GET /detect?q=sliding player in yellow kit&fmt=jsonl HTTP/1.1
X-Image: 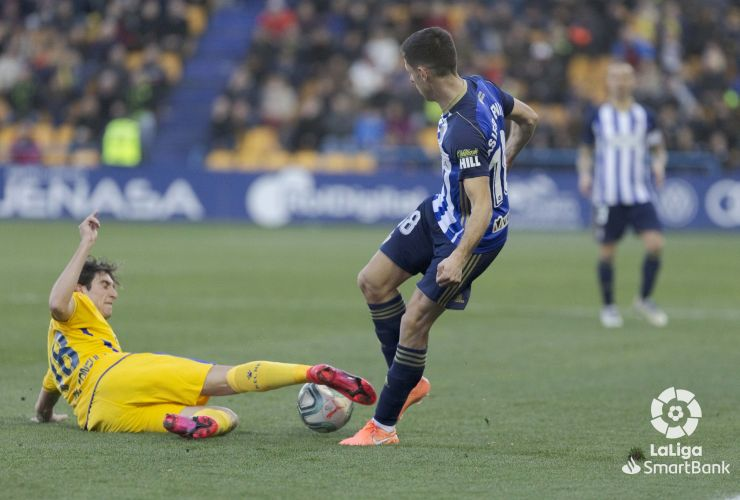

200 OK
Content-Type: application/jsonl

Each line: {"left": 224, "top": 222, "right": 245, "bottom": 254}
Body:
{"left": 33, "top": 212, "right": 376, "bottom": 439}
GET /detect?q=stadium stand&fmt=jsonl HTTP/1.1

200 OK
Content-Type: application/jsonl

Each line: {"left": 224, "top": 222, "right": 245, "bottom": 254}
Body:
{"left": 0, "top": 0, "right": 737, "bottom": 172}
{"left": 206, "top": 0, "right": 738, "bottom": 173}
{"left": 0, "top": 0, "right": 212, "bottom": 167}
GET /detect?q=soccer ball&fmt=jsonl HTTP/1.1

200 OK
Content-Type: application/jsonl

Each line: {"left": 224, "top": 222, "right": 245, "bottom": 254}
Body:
{"left": 297, "top": 383, "right": 354, "bottom": 433}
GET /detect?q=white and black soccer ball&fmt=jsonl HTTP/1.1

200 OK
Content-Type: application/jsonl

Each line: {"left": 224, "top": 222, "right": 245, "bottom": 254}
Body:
{"left": 297, "top": 383, "right": 353, "bottom": 433}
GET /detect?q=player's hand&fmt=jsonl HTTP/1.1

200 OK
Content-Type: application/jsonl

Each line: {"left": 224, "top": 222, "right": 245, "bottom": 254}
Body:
{"left": 79, "top": 211, "right": 100, "bottom": 245}
{"left": 578, "top": 174, "right": 592, "bottom": 197}
{"left": 436, "top": 253, "right": 465, "bottom": 287}
{"left": 31, "top": 413, "right": 68, "bottom": 423}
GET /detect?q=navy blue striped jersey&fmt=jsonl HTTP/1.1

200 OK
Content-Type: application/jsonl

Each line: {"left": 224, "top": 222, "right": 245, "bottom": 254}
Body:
{"left": 432, "top": 75, "right": 514, "bottom": 253}
{"left": 583, "top": 102, "right": 662, "bottom": 206}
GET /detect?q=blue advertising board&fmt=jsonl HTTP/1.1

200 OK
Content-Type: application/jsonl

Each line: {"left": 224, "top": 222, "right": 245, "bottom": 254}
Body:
{"left": 1, "top": 166, "right": 738, "bottom": 230}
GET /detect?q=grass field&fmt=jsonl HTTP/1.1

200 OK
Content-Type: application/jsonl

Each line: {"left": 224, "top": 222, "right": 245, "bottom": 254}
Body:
{"left": 2, "top": 220, "right": 739, "bottom": 499}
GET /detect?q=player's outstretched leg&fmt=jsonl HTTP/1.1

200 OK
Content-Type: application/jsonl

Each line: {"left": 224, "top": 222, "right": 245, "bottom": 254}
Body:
{"left": 307, "top": 364, "right": 377, "bottom": 405}
{"left": 164, "top": 414, "right": 219, "bottom": 439}
{"left": 164, "top": 407, "right": 238, "bottom": 439}
{"left": 213, "top": 361, "right": 376, "bottom": 405}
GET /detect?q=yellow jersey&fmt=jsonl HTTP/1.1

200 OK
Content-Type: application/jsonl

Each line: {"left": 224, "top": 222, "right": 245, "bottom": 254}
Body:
{"left": 42, "top": 292, "right": 126, "bottom": 408}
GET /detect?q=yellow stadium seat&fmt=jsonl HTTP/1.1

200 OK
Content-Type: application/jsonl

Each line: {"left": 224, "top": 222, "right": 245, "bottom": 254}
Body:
{"left": 206, "top": 149, "right": 235, "bottom": 170}
{"left": 43, "top": 147, "right": 68, "bottom": 167}
{"left": 32, "top": 122, "right": 54, "bottom": 147}
{"left": 288, "top": 150, "right": 319, "bottom": 170}
{"left": 417, "top": 126, "right": 439, "bottom": 157}
{"left": 126, "top": 51, "right": 143, "bottom": 71}
{"left": 186, "top": 5, "right": 207, "bottom": 36}
{"left": 238, "top": 126, "right": 280, "bottom": 156}
{"left": 320, "top": 152, "right": 353, "bottom": 173}
{"left": 352, "top": 152, "right": 377, "bottom": 173}
{"left": 160, "top": 52, "right": 183, "bottom": 83}
{"left": 69, "top": 148, "right": 100, "bottom": 169}
{"left": 56, "top": 124, "right": 74, "bottom": 144}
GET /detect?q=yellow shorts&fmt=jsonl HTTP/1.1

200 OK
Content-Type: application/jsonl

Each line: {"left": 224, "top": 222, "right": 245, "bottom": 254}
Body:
{"left": 78, "top": 353, "right": 213, "bottom": 432}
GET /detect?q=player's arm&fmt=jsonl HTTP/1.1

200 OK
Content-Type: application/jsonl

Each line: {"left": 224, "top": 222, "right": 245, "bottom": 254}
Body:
{"left": 49, "top": 212, "right": 100, "bottom": 321}
{"left": 32, "top": 370, "right": 67, "bottom": 423}
{"left": 576, "top": 144, "right": 594, "bottom": 197}
{"left": 436, "top": 176, "right": 492, "bottom": 287}
{"left": 33, "top": 389, "right": 67, "bottom": 423}
{"left": 504, "top": 98, "right": 538, "bottom": 168}
{"left": 649, "top": 135, "right": 667, "bottom": 189}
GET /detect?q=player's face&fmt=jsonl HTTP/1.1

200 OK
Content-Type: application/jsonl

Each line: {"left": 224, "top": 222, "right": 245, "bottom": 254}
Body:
{"left": 81, "top": 272, "right": 118, "bottom": 319}
{"left": 606, "top": 64, "right": 635, "bottom": 99}
{"left": 404, "top": 59, "right": 432, "bottom": 100}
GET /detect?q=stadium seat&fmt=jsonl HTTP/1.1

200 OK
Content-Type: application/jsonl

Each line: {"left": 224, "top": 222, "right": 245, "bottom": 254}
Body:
{"left": 417, "top": 127, "right": 439, "bottom": 157}
{"left": 238, "top": 127, "right": 280, "bottom": 157}
{"left": 160, "top": 52, "right": 183, "bottom": 83}
{"left": 187, "top": 5, "right": 207, "bottom": 36}
{"left": 289, "top": 150, "right": 319, "bottom": 170}
{"left": 69, "top": 148, "right": 100, "bottom": 168}
{"left": 32, "top": 122, "right": 54, "bottom": 148}
{"left": 206, "top": 149, "right": 235, "bottom": 170}
{"left": 353, "top": 152, "right": 377, "bottom": 173}
{"left": 126, "top": 51, "right": 143, "bottom": 71}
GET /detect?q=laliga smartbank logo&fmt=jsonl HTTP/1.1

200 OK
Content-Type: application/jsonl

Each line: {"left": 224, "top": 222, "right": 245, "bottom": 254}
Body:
{"left": 621, "top": 387, "right": 731, "bottom": 476}
{"left": 650, "top": 387, "right": 701, "bottom": 438}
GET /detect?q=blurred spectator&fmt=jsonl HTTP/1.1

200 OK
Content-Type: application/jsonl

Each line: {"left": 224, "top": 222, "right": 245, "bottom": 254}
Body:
{"left": 214, "top": 0, "right": 738, "bottom": 169}
{"left": 0, "top": 0, "right": 209, "bottom": 167}
{"left": 259, "top": 73, "right": 297, "bottom": 127}
{"left": 209, "top": 95, "right": 235, "bottom": 149}
{"left": 68, "top": 126, "right": 100, "bottom": 168}
{"left": 101, "top": 102, "right": 141, "bottom": 167}
{"left": 10, "top": 122, "right": 42, "bottom": 165}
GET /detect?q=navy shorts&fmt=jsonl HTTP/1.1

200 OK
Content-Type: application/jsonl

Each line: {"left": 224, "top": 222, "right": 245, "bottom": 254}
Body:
{"left": 380, "top": 197, "right": 504, "bottom": 310}
{"left": 594, "top": 202, "right": 663, "bottom": 244}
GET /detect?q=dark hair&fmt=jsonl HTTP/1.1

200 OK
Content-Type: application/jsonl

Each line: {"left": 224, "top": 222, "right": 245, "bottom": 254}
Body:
{"left": 78, "top": 257, "right": 119, "bottom": 289}
{"left": 401, "top": 27, "right": 457, "bottom": 76}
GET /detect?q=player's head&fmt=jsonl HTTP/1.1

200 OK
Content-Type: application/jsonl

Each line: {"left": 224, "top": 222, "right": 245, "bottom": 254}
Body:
{"left": 401, "top": 27, "right": 458, "bottom": 100}
{"left": 76, "top": 257, "right": 119, "bottom": 319}
{"left": 606, "top": 61, "right": 635, "bottom": 101}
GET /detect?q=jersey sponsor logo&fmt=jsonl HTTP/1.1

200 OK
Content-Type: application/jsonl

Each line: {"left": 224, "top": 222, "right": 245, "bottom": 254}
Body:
{"left": 492, "top": 213, "right": 509, "bottom": 232}
{"left": 459, "top": 155, "right": 482, "bottom": 170}
{"left": 456, "top": 148, "right": 479, "bottom": 159}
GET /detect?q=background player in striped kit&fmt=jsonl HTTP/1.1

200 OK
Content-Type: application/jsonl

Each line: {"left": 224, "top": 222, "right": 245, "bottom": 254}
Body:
{"left": 577, "top": 62, "right": 669, "bottom": 328}
{"left": 341, "top": 27, "right": 538, "bottom": 446}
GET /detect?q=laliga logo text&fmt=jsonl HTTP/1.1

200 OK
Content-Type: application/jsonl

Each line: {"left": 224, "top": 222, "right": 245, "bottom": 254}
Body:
{"left": 621, "top": 388, "right": 731, "bottom": 476}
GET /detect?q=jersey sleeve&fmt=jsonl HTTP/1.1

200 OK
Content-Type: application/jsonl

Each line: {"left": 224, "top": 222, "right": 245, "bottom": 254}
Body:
{"left": 490, "top": 82, "right": 514, "bottom": 116}
{"left": 42, "top": 369, "right": 59, "bottom": 393}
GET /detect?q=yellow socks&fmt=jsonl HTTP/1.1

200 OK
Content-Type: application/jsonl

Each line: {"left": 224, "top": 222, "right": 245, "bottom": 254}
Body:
{"left": 193, "top": 408, "right": 236, "bottom": 436}
{"left": 226, "top": 361, "right": 310, "bottom": 393}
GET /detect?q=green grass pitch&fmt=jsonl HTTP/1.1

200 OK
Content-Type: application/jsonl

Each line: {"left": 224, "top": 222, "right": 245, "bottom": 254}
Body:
{"left": 2, "top": 220, "right": 738, "bottom": 499}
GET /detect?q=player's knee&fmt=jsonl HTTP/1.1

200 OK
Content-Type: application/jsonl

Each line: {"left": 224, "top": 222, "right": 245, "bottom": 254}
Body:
{"left": 357, "top": 268, "right": 384, "bottom": 302}
{"left": 646, "top": 237, "right": 664, "bottom": 255}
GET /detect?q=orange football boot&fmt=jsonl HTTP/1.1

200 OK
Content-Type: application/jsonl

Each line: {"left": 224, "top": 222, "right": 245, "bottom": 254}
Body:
{"left": 339, "top": 419, "right": 399, "bottom": 446}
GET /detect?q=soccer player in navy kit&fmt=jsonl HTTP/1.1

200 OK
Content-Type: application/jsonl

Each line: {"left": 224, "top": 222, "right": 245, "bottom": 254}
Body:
{"left": 577, "top": 62, "right": 669, "bottom": 328}
{"left": 341, "top": 27, "right": 538, "bottom": 446}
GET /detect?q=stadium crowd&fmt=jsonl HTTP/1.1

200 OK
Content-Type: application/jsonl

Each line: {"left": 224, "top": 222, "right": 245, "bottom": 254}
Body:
{"left": 210, "top": 0, "right": 738, "bottom": 171}
{"left": 0, "top": 0, "right": 737, "bottom": 170}
{"left": 0, "top": 0, "right": 210, "bottom": 166}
